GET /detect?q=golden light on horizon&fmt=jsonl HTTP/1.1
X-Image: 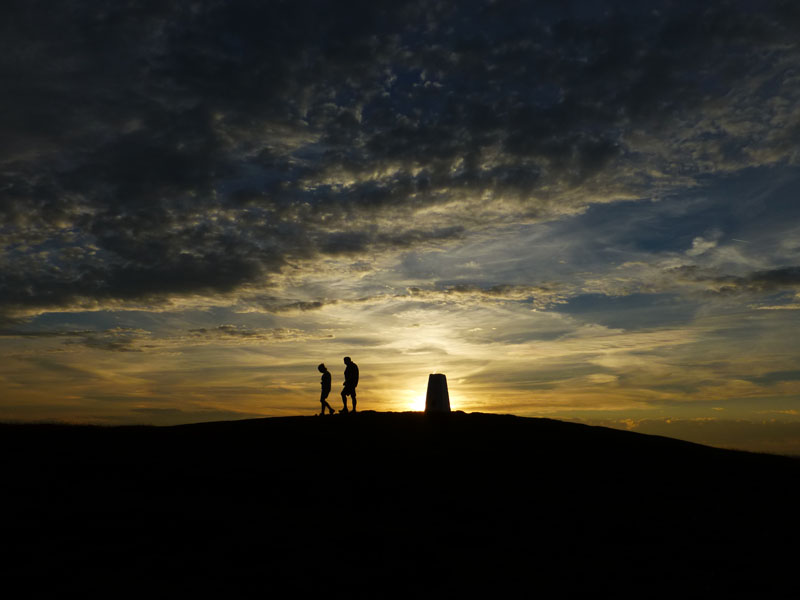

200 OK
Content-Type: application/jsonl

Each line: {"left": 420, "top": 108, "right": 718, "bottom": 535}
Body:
{"left": 404, "top": 391, "right": 426, "bottom": 412}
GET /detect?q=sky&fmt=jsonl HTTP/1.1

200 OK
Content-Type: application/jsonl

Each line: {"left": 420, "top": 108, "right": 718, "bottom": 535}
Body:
{"left": 2, "top": 0, "right": 800, "bottom": 454}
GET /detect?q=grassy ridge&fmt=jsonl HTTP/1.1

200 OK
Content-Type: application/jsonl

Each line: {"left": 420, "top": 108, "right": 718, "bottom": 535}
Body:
{"left": 2, "top": 411, "right": 798, "bottom": 595}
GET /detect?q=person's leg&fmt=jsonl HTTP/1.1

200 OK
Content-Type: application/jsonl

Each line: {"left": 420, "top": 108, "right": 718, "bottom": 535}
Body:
{"left": 321, "top": 393, "right": 334, "bottom": 415}
{"left": 341, "top": 390, "right": 348, "bottom": 412}
{"left": 352, "top": 391, "right": 356, "bottom": 412}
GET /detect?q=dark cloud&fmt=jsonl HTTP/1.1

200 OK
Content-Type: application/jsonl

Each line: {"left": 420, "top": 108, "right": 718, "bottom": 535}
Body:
{"left": 0, "top": 329, "right": 94, "bottom": 339}
{"left": 2, "top": 0, "right": 798, "bottom": 317}
{"left": 671, "top": 265, "right": 800, "bottom": 295}
{"left": 442, "top": 283, "right": 556, "bottom": 298}
{"left": 738, "top": 267, "right": 800, "bottom": 293}
{"left": 188, "top": 324, "right": 332, "bottom": 342}
{"left": 240, "top": 296, "right": 331, "bottom": 313}
{"left": 746, "top": 370, "right": 800, "bottom": 386}
{"left": 404, "top": 283, "right": 565, "bottom": 309}
{"left": 0, "top": 326, "right": 149, "bottom": 352}
{"left": 70, "top": 330, "right": 145, "bottom": 353}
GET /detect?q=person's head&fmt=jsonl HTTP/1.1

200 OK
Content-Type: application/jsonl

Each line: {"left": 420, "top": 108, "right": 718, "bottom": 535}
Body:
{"left": 318, "top": 363, "right": 326, "bottom": 373}
{"left": 344, "top": 356, "right": 351, "bottom": 365}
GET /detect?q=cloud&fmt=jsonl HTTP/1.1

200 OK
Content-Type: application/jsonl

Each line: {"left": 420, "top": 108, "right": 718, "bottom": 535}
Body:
{"left": 188, "top": 325, "right": 332, "bottom": 343}
{"left": 406, "top": 283, "right": 567, "bottom": 309}
{"left": 0, "top": 326, "right": 150, "bottom": 352}
{"left": 670, "top": 265, "right": 800, "bottom": 295}
{"left": 66, "top": 328, "right": 150, "bottom": 352}
{"left": 2, "top": 0, "right": 800, "bottom": 321}
{"left": 686, "top": 235, "right": 719, "bottom": 257}
{"left": 755, "top": 303, "right": 800, "bottom": 310}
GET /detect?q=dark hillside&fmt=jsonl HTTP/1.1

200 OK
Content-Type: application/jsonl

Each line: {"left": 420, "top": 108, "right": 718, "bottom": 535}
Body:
{"left": 2, "top": 412, "right": 797, "bottom": 596}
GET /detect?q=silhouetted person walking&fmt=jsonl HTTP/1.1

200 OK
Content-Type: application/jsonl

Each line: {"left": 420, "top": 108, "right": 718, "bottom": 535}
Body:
{"left": 318, "top": 363, "right": 336, "bottom": 416}
{"left": 340, "top": 356, "right": 359, "bottom": 413}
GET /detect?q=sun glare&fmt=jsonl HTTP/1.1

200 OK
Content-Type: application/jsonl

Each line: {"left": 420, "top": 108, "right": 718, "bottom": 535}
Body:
{"left": 396, "top": 383, "right": 466, "bottom": 413}
{"left": 402, "top": 390, "right": 426, "bottom": 412}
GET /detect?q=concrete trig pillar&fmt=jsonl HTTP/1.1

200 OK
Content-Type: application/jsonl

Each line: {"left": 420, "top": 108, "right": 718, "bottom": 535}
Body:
{"left": 425, "top": 373, "right": 451, "bottom": 413}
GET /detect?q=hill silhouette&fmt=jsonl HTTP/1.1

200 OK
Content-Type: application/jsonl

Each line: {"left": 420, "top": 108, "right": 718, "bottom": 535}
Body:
{"left": 2, "top": 411, "right": 797, "bottom": 596}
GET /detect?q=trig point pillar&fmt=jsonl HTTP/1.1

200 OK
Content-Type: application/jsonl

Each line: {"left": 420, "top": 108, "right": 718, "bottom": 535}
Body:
{"left": 425, "top": 373, "right": 451, "bottom": 413}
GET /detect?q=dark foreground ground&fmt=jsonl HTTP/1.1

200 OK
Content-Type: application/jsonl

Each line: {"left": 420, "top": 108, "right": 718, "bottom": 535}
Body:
{"left": 2, "top": 411, "right": 798, "bottom": 596}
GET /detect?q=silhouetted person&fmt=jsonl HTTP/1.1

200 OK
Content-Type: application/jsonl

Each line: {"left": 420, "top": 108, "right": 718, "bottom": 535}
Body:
{"left": 340, "top": 356, "right": 359, "bottom": 413}
{"left": 317, "top": 363, "right": 336, "bottom": 416}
